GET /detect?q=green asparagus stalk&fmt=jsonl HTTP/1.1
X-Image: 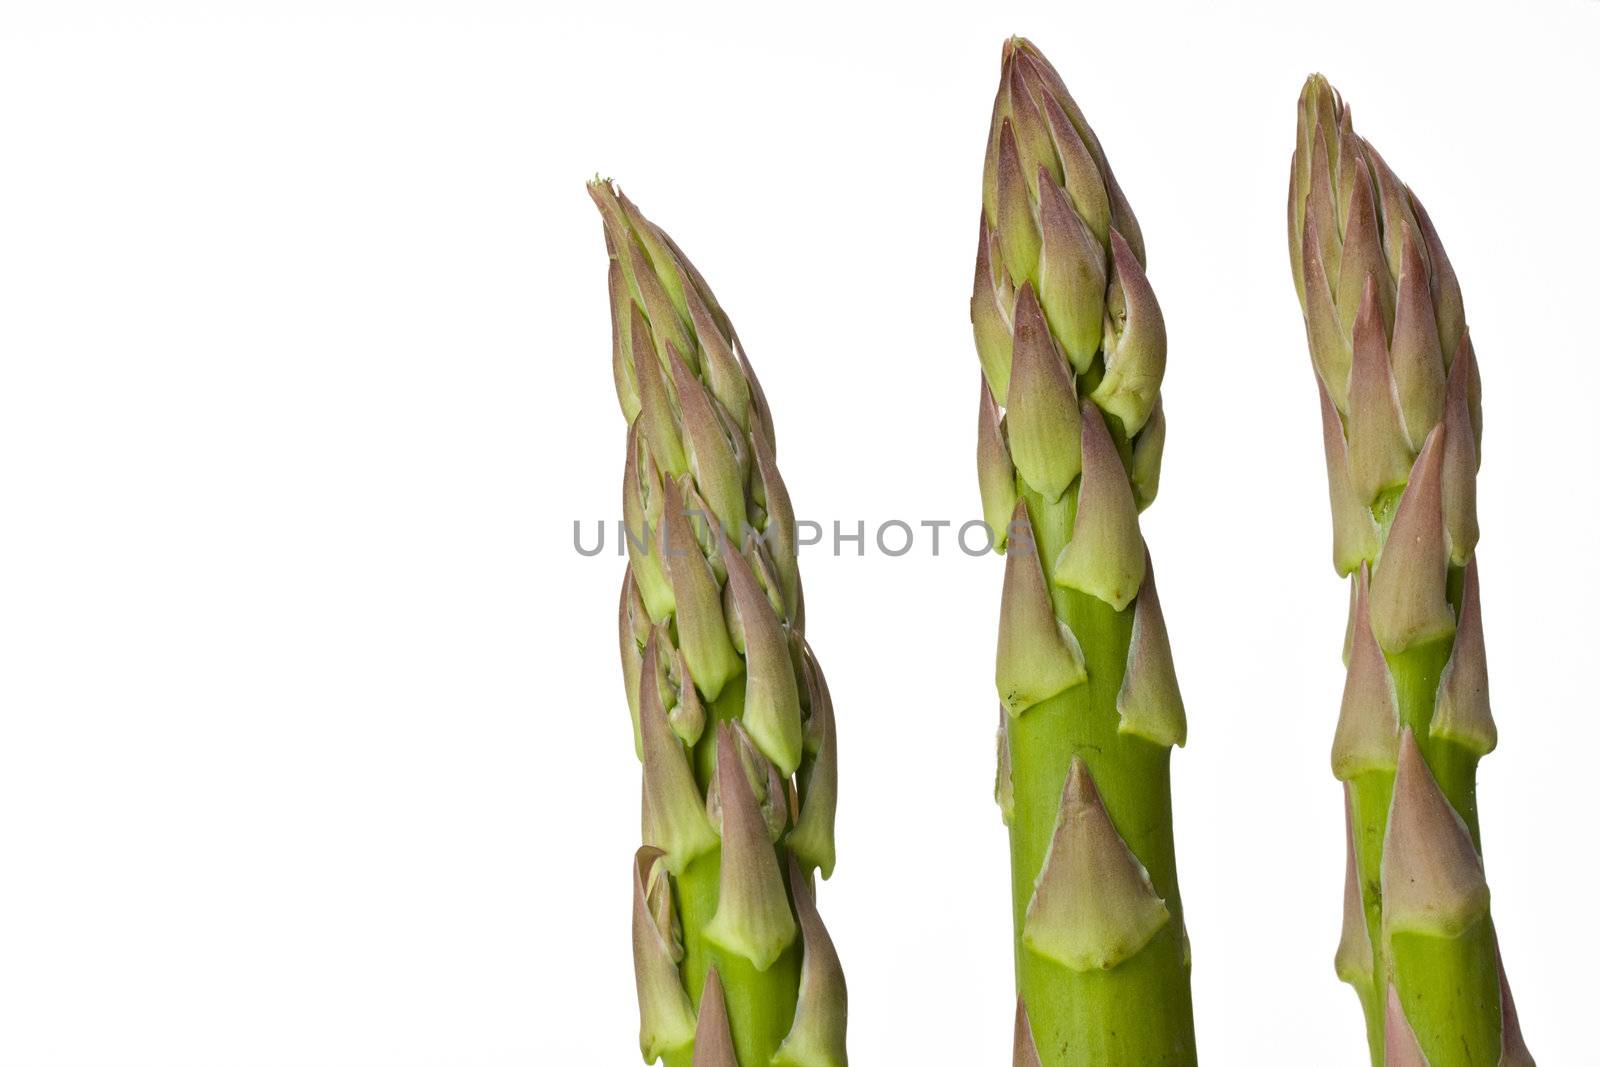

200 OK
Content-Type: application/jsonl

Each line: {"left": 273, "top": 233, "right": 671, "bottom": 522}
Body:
{"left": 970, "top": 38, "right": 1196, "bottom": 1065}
{"left": 1287, "top": 76, "right": 1534, "bottom": 1066}
{"left": 592, "top": 180, "right": 847, "bottom": 1067}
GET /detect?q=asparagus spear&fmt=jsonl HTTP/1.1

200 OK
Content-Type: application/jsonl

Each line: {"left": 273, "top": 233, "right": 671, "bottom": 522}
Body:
{"left": 970, "top": 38, "right": 1197, "bottom": 1065}
{"left": 593, "top": 180, "right": 847, "bottom": 1067}
{"left": 1287, "top": 75, "right": 1534, "bottom": 1066}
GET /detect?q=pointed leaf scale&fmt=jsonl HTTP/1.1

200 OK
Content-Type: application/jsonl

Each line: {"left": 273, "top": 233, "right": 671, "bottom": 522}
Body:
{"left": 1034, "top": 83, "right": 1110, "bottom": 249}
{"left": 668, "top": 344, "right": 746, "bottom": 534}
{"left": 718, "top": 525, "right": 804, "bottom": 777}
{"left": 632, "top": 847, "right": 697, "bottom": 1062}
{"left": 1390, "top": 225, "right": 1446, "bottom": 449}
{"left": 608, "top": 257, "right": 642, "bottom": 422}
{"left": 658, "top": 476, "right": 741, "bottom": 701}
{"left": 1385, "top": 985, "right": 1432, "bottom": 1067}
{"left": 1006, "top": 63, "right": 1061, "bottom": 199}
{"left": 972, "top": 216, "right": 1014, "bottom": 404}
{"left": 996, "top": 120, "right": 1041, "bottom": 286}
{"left": 623, "top": 425, "right": 673, "bottom": 623}
{"left": 1052, "top": 400, "right": 1146, "bottom": 611}
{"left": 1317, "top": 376, "right": 1380, "bottom": 574}
{"left": 621, "top": 571, "right": 645, "bottom": 760}
{"left": 668, "top": 647, "right": 706, "bottom": 748}
{"left": 773, "top": 856, "right": 849, "bottom": 1067}
{"left": 749, "top": 418, "right": 800, "bottom": 615}
{"left": 1005, "top": 284, "right": 1082, "bottom": 503}
{"left": 1035, "top": 165, "right": 1106, "bottom": 374}
{"left": 1116, "top": 550, "right": 1187, "bottom": 747}
{"left": 1014, "top": 999, "right": 1044, "bottom": 1067}
{"left": 1129, "top": 399, "right": 1164, "bottom": 512}
{"left": 625, "top": 237, "right": 694, "bottom": 373}
{"left": 1441, "top": 336, "right": 1480, "bottom": 565}
{"left": 788, "top": 668, "right": 839, "bottom": 880}
{"left": 690, "top": 967, "right": 739, "bottom": 1067}
{"left": 977, "top": 379, "right": 1019, "bottom": 551}
{"left": 679, "top": 268, "right": 751, "bottom": 432}
{"left": 1091, "top": 230, "right": 1166, "bottom": 436}
{"left": 1022, "top": 758, "right": 1170, "bottom": 971}
{"left": 639, "top": 634, "right": 717, "bottom": 872}
{"left": 1431, "top": 558, "right": 1497, "bottom": 756}
{"left": 1382, "top": 729, "right": 1490, "bottom": 938}
{"left": 995, "top": 706, "right": 1015, "bottom": 825}
{"left": 1302, "top": 218, "right": 1353, "bottom": 412}
{"left": 1410, "top": 192, "right": 1466, "bottom": 360}
{"left": 631, "top": 302, "right": 690, "bottom": 480}
{"left": 1336, "top": 156, "right": 1392, "bottom": 338}
{"left": 1497, "top": 943, "right": 1535, "bottom": 1067}
{"left": 1370, "top": 426, "right": 1457, "bottom": 654}
{"left": 1346, "top": 278, "right": 1414, "bottom": 503}
{"left": 704, "top": 723, "right": 798, "bottom": 971}
{"left": 996, "top": 500, "right": 1087, "bottom": 715}
{"left": 1334, "top": 785, "right": 1374, "bottom": 982}
{"left": 1332, "top": 564, "right": 1400, "bottom": 780}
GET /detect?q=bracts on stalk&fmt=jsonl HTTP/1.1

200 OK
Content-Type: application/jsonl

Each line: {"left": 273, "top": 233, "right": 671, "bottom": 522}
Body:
{"left": 971, "top": 38, "right": 1198, "bottom": 1065}
{"left": 594, "top": 180, "right": 848, "bottom": 1067}
{"left": 1288, "top": 75, "right": 1534, "bottom": 1066}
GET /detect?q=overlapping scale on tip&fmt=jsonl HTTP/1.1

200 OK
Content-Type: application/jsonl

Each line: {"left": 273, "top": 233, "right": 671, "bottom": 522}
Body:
{"left": 1035, "top": 166, "right": 1107, "bottom": 372}
{"left": 621, "top": 571, "right": 647, "bottom": 759}
{"left": 1332, "top": 564, "right": 1399, "bottom": 780}
{"left": 1130, "top": 399, "right": 1165, "bottom": 511}
{"left": 1005, "top": 286, "right": 1082, "bottom": 503}
{"left": 1013, "top": 999, "right": 1044, "bottom": 1067}
{"left": 1431, "top": 559, "right": 1497, "bottom": 756}
{"left": 1023, "top": 758, "right": 1170, "bottom": 971}
{"left": 640, "top": 634, "right": 718, "bottom": 872}
{"left": 719, "top": 525, "right": 804, "bottom": 777}
{"left": 690, "top": 967, "right": 739, "bottom": 1067}
{"left": 772, "top": 856, "right": 849, "bottom": 1067}
{"left": 704, "top": 723, "right": 798, "bottom": 971}
{"left": 1336, "top": 153, "right": 1392, "bottom": 339}
{"left": 1369, "top": 427, "right": 1456, "bottom": 654}
{"left": 978, "top": 380, "right": 1019, "bottom": 550}
{"left": 1090, "top": 231, "right": 1165, "bottom": 435}
{"left": 1346, "top": 280, "right": 1414, "bottom": 503}
{"left": 1384, "top": 985, "right": 1431, "bottom": 1067}
{"left": 1334, "top": 786, "right": 1374, "bottom": 983}
{"left": 668, "top": 343, "right": 747, "bottom": 534}
{"left": 788, "top": 649, "right": 839, "bottom": 880}
{"left": 632, "top": 847, "right": 697, "bottom": 1062}
{"left": 1052, "top": 401, "right": 1146, "bottom": 610}
{"left": 972, "top": 218, "right": 1015, "bottom": 403}
{"left": 658, "top": 475, "right": 741, "bottom": 701}
{"left": 1115, "top": 550, "right": 1187, "bottom": 748}
{"left": 667, "top": 647, "right": 706, "bottom": 748}
{"left": 996, "top": 501, "right": 1087, "bottom": 715}
{"left": 1300, "top": 220, "right": 1354, "bottom": 411}
{"left": 1442, "top": 334, "right": 1481, "bottom": 565}
{"left": 1390, "top": 227, "right": 1446, "bottom": 449}
{"left": 624, "top": 426, "right": 674, "bottom": 621}
{"left": 1381, "top": 730, "right": 1490, "bottom": 939}
{"left": 1317, "top": 378, "right": 1379, "bottom": 574}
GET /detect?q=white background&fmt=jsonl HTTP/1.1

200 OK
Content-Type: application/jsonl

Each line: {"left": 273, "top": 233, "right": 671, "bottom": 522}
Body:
{"left": 1, "top": 1, "right": 1595, "bottom": 1063}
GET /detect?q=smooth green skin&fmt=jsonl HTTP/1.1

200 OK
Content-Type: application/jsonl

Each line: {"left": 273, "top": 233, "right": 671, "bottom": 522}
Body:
{"left": 1344, "top": 565, "right": 1501, "bottom": 1066}
{"left": 1008, "top": 484, "right": 1196, "bottom": 1066}
{"left": 663, "top": 679, "right": 802, "bottom": 1067}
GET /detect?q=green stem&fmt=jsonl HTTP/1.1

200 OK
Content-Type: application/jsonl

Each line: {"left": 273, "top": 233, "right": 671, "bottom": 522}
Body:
{"left": 1010, "top": 488, "right": 1196, "bottom": 1066}
{"left": 663, "top": 678, "right": 801, "bottom": 1067}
